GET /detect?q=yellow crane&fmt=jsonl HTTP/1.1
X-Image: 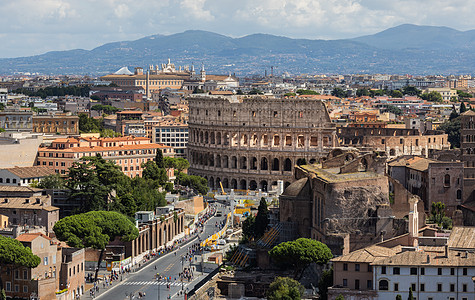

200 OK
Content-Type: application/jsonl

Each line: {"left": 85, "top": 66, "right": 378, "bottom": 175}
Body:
{"left": 220, "top": 181, "right": 226, "bottom": 195}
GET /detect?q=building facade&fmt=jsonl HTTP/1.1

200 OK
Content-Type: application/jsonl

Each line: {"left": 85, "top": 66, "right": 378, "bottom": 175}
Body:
{"left": 36, "top": 136, "right": 173, "bottom": 177}
{"left": 187, "top": 96, "right": 337, "bottom": 191}
{"left": 152, "top": 122, "right": 188, "bottom": 158}
{"left": 32, "top": 115, "right": 79, "bottom": 135}
{"left": 0, "top": 166, "right": 55, "bottom": 186}
{"left": 0, "top": 110, "right": 32, "bottom": 131}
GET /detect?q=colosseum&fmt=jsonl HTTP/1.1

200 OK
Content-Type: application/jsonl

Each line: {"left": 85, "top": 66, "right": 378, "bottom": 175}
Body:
{"left": 187, "top": 96, "right": 337, "bottom": 191}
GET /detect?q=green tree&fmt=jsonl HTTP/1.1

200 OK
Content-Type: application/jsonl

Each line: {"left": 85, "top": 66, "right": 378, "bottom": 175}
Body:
{"left": 269, "top": 238, "right": 333, "bottom": 279}
{"left": 142, "top": 160, "right": 168, "bottom": 185}
{"left": 460, "top": 102, "right": 468, "bottom": 114}
{"left": 53, "top": 210, "right": 139, "bottom": 282}
{"left": 78, "top": 113, "right": 103, "bottom": 133}
{"left": 420, "top": 91, "right": 443, "bottom": 102}
{"left": 254, "top": 198, "right": 269, "bottom": 239}
{"left": 438, "top": 116, "right": 460, "bottom": 148}
{"left": 356, "top": 89, "right": 370, "bottom": 97}
{"left": 331, "top": 87, "right": 347, "bottom": 98}
{"left": 90, "top": 94, "right": 101, "bottom": 101}
{"left": 407, "top": 287, "right": 414, "bottom": 300}
{"left": 317, "top": 268, "right": 333, "bottom": 300}
{"left": 402, "top": 86, "right": 421, "bottom": 96}
{"left": 174, "top": 158, "right": 190, "bottom": 173}
{"left": 284, "top": 92, "right": 297, "bottom": 97}
{"left": 248, "top": 88, "right": 263, "bottom": 95}
{"left": 383, "top": 105, "right": 403, "bottom": 116}
{"left": 0, "top": 235, "right": 41, "bottom": 289}
{"left": 396, "top": 295, "right": 402, "bottom": 300}
{"left": 100, "top": 128, "right": 121, "bottom": 138}
{"left": 242, "top": 214, "right": 256, "bottom": 242}
{"left": 155, "top": 149, "right": 164, "bottom": 168}
{"left": 457, "top": 90, "right": 472, "bottom": 99}
{"left": 67, "top": 155, "right": 126, "bottom": 212}
{"left": 37, "top": 174, "right": 65, "bottom": 189}
{"left": 267, "top": 277, "right": 305, "bottom": 300}
{"left": 0, "top": 288, "right": 5, "bottom": 300}
{"left": 296, "top": 89, "right": 319, "bottom": 95}
{"left": 428, "top": 202, "right": 453, "bottom": 229}
{"left": 176, "top": 172, "right": 208, "bottom": 195}
{"left": 335, "top": 295, "right": 345, "bottom": 300}
{"left": 390, "top": 90, "right": 403, "bottom": 98}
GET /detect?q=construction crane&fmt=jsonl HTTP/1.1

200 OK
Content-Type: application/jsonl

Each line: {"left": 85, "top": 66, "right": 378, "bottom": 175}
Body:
{"left": 219, "top": 181, "right": 226, "bottom": 195}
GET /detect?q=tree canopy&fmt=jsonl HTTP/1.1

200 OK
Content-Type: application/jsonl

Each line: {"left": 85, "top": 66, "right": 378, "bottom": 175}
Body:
{"left": 13, "top": 85, "right": 91, "bottom": 99}
{"left": 296, "top": 89, "right": 319, "bottom": 95}
{"left": 36, "top": 174, "right": 66, "bottom": 189}
{"left": 266, "top": 277, "right": 305, "bottom": 300}
{"left": 176, "top": 172, "right": 208, "bottom": 195}
{"left": 91, "top": 104, "right": 120, "bottom": 115}
{"left": 427, "top": 202, "right": 452, "bottom": 229}
{"left": 331, "top": 87, "right": 347, "bottom": 98}
{"left": 53, "top": 210, "right": 138, "bottom": 281}
{"left": 317, "top": 268, "right": 333, "bottom": 300}
{"left": 254, "top": 198, "right": 270, "bottom": 238}
{"left": 420, "top": 91, "right": 443, "bottom": 102}
{"left": 383, "top": 105, "right": 403, "bottom": 116}
{"left": 438, "top": 113, "right": 460, "bottom": 148}
{"left": 0, "top": 235, "right": 41, "bottom": 268}
{"left": 269, "top": 238, "right": 332, "bottom": 279}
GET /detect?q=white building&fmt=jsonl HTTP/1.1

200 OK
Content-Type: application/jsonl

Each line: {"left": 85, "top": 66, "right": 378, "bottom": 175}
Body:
{"left": 0, "top": 166, "right": 55, "bottom": 186}
{"left": 152, "top": 122, "right": 188, "bottom": 158}
{"left": 373, "top": 227, "right": 475, "bottom": 300}
{"left": 0, "top": 88, "right": 7, "bottom": 105}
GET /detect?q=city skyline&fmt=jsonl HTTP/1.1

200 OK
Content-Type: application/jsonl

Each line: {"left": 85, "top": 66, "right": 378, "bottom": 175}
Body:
{"left": 2, "top": 0, "right": 475, "bottom": 58}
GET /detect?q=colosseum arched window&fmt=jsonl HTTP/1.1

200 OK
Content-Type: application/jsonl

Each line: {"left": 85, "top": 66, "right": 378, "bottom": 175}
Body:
{"left": 259, "top": 180, "right": 268, "bottom": 191}
{"left": 223, "top": 155, "right": 229, "bottom": 168}
{"left": 216, "top": 155, "right": 221, "bottom": 167}
{"left": 285, "top": 135, "right": 292, "bottom": 146}
{"left": 223, "top": 133, "right": 229, "bottom": 145}
{"left": 250, "top": 157, "right": 258, "bottom": 170}
{"left": 241, "top": 134, "right": 248, "bottom": 146}
{"left": 205, "top": 132, "right": 209, "bottom": 144}
{"left": 297, "top": 135, "right": 305, "bottom": 147}
{"left": 284, "top": 158, "right": 292, "bottom": 171}
{"left": 310, "top": 136, "right": 318, "bottom": 147}
{"left": 232, "top": 133, "right": 238, "bottom": 147}
{"left": 216, "top": 132, "right": 222, "bottom": 145}
{"left": 273, "top": 135, "right": 280, "bottom": 147}
{"left": 210, "top": 132, "right": 215, "bottom": 144}
{"left": 231, "top": 156, "right": 237, "bottom": 169}
{"left": 240, "top": 156, "right": 247, "bottom": 169}
{"left": 249, "top": 180, "right": 257, "bottom": 190}
{"left": 239, "top": 179, "right": 247, "bottom": 190}
{"left": 261, "top": 157, "right": 268, "bottom": 170}
{"left": 261, "top": 134, "right": 269, "bottom": 147}
{"left": 231, "top": 179, "right": 237, "bottom": 189}
{"left": 251, "top": 134, "right": 258, "bottom": 147}
{"left": 272, "top": 158, "right": 280, "bottom": 171}
{"left": 222, "top": 178, "right": 229, "bottom": 188}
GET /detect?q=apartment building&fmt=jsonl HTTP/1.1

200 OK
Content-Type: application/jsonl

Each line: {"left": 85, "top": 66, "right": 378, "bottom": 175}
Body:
{"left": 0, "top": 166, "right": 55, "bottom": 186}
{"left": 152, "top": 121, "right": 188, "bottom": 158}
{"left": 32, "top": 114, "right": 79, "bottom": 135}
{"left": 0, "top": 110, "right": 33, "bottom": 131}
{"left": 36, "top": 136, "right": 173, "bottom": 177}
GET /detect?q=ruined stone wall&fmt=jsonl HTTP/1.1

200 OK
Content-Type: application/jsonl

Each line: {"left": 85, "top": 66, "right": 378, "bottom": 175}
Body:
{"left": 187, "top": 96, "right": 337, "bottom": 190}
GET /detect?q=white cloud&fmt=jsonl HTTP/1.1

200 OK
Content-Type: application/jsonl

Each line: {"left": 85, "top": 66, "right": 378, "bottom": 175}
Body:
{"left": 2, "top": 0, "right": 475, "bottom": 57}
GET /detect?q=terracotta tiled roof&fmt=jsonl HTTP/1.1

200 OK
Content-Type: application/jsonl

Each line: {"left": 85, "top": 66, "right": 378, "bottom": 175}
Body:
{"left": 448, "top": 227, "right": 475, "bottom": 250}
{"left": 39, "top": 143, "right": 169, "bottom": 153}
{"left": 0, "top": 197, "right": 58, "bottom": 211}
{"left": 332, "top": 246, "right": 398, "bottom": 263}
{"left": 6, "top": 166, "right": 56, "bottom": 179}
{"left": 0, "top": 185, "right": 42, "bottom": 193}
{"left": 373, "top": 248, "right": 475, "bottom": 267}
{"left": 16, "top": 232, "right": 52, "bottom": 242}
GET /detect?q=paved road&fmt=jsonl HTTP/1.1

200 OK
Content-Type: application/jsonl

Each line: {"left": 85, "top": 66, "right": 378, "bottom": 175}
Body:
{"left": 84, "top": 205, "right": 228, "bottom": 300}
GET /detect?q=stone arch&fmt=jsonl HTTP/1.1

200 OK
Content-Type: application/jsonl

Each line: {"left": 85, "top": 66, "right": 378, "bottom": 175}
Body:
{"left": 358, "top": 158, "right": 368, "bottom": 171}
{"left": 231, "top": 133, "right": 238, "bottom": 146}
{"left": 231, "top": 179, "right": 238, "bottom": 189}
{"left": 216, "top": 154, "right": 221, "bottom": 167}
{"left": 216, "top": 177, "right": 221, "bottom": 189}
{"left": 240, "top": 179, "right": 247, "bottom": 190}
{"left": 231, "top": 156, "right": 237, "bottom": 169}
{"left": 199, "top": 131, "right": 203, "bottom": 143}
{"left": 216, "top": 132, "right": 222, "bottom": 145}
{"left": 250, "top": 157, "right": 258, "bottom": 170}
{"left": 272, "top": 158, "right": 280, "bottom": 171}
{"left": 205, "top": 131, "right": 209, "bottom": 144}
{"left": 168, "top": 224, "right": 171, "bottom": 242}
{"left": 378, "top": 280, "right": 388, "bottom": 291}
{"left": 209, "top": 177, "right": 215, "bottom": 189}
{"left": 261, "top": 134, "right": 269, "bottom": 146}
{"left": 273, "top": 134, "right": 280, "bottom": 146}
{"left": 241, "top": 134, "right": 248, "bottom": 146}
{"left": 309, "top": 158, "right": 317, "bottom": 164}
{"left": 284, "top": 158, "right": 292, "bottom": 171}
{"left": 249, "top": 180, "right": 258, "bottom": 190}
{"left": 259, "top": 180, "right": 268, "bottom": 192}
{"left": 223, "top": 155, "right": 229, "bottom": 168}
{"left": 240, "top": 156, "right": 247, "bottom": 169}
{"left": 222, "top": 178, "right": 229, "bottom": 189}
{"left": 209, "top": 154, "right": 214, "bottom": 166}
{"left": 210, "top": 132, "right": 215, "bottom": 144}
{"left": 223, "top": 133, "right": 229, "bottom": 145}
{"left": 261, "top": 157, "right": 268, "bottom": 170}
{"left": 163, "top": 224, "right": 167, "bottom": 243}
{"left": 251, "top": 134, "right": 258, "bottom": 147}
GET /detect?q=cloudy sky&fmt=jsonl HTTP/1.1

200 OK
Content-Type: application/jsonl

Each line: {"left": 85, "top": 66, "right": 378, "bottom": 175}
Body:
{"left": 1, "top": 0, "right": 474, "bottom": 58}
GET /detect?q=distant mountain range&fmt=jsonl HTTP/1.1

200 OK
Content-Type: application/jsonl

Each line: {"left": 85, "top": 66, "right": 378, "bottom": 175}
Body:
{"left": 1, "top": 24, "right": 475, "bottom": 75}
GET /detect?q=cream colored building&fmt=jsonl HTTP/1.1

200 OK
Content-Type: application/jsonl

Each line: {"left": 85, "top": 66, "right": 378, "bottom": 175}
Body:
{"left": 423, "top": 87, "right": 457, "bottom": 102}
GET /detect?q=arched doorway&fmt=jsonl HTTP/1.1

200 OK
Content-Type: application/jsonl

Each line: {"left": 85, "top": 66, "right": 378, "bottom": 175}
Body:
{"left": 239, "top": 179, "right": 247, "bottom": 190}
{"left": 261, "top": 157, "right": 268, "bottom": 170}
{"left": 231, "top": 179, "right": 238, "bottom": 190}
{"left": 272, "top": 158, "right": 280, "bottom": 171}
{"left": 249, "top": 180, "right": 257, "bottom": 190}
{"left": 284, "top": 158, "right": 292, "bottom": 171}
{"left": 259, "top": 180, "right": 268, "bottom": 192}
